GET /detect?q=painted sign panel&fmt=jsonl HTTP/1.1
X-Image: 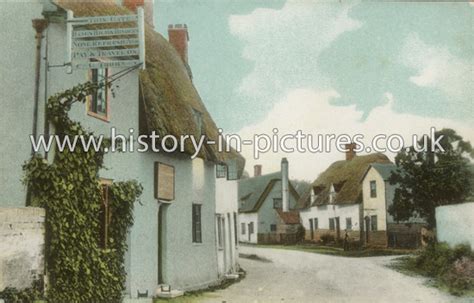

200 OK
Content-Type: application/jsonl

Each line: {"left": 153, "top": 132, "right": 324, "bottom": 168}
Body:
{"left": 74, "top": 60, "right": 142, "bottom": 69}
{"left": 72, "top": 27, "right": 139, "bottom": 38}
{"left": 72, "top": 38, "right": 139, "bottom": 49}
{"left": 154, "top": 162, "right": 175, "bottom": 202}
{"left": 68, "top": 14, "right": 138, "bottom": 25}
{"left": 66, "top": 7, "right": 145, "bottom": 70}
{"left": 72, "top": 48, "right": 140, "bottom": 60}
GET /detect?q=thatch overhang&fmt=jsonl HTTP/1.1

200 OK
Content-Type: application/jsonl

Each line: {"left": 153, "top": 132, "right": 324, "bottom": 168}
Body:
{"left": 53, "top": 1, "right": 245, "bottom": 176}
{"left": 296, "top": 153, "right": 391, "bottom": 209}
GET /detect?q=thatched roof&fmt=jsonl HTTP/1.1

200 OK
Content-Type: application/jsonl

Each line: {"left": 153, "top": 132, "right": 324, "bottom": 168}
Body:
{"left": 54, "top": 1, "right": 245, "bottom": 175}
{"left": 296, "top": 153, "right": 391, "bottom": 209}
{"left": 239, "top": 172, "right": 300, "bottom": 213}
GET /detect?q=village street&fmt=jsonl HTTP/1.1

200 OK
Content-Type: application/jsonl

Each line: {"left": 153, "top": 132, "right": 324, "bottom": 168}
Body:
{"left": 200, "top": 246, "right": 471, "bottom": 303}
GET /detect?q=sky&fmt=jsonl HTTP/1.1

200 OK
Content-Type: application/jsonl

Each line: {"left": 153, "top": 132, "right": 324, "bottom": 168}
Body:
{"left": 155, "top": 0, "right": 473, "bottom": 180}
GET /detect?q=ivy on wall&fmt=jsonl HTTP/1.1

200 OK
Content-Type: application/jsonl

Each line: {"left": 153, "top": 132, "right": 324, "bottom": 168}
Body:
{"left": 23, "top": 81, "right": 142, "bottom": 302}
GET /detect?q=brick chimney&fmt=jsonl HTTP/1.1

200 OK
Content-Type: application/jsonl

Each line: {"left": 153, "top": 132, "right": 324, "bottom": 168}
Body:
{"left": 254, "top": 164, "right": 262, "bottom": 177}
{"left": 123, "top": 0, "right": 154, "bottom": 28}
{"left": 345, "top": 143, "right": 357, "bottom": 161}
{"left": 168, "top": 24, "right": 189, "bottom": 65}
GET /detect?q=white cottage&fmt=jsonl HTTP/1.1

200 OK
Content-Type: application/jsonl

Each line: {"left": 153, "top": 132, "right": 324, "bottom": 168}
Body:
{"left": 0, "top": 0, "right": 244, "bottom": 300}
{"left": 361, "top": 163, "right": 426, "bottom": 247}
{"left": 238, "top": 159, "right": 301, "bottom": 244}
{"left": 298, "top": 145, "right": 391, "bottom": 243}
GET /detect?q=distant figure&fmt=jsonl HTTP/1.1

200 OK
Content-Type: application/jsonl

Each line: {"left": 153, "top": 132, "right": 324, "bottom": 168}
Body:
{"left": 343, "top": 230, "right": 349, "bottom": 251}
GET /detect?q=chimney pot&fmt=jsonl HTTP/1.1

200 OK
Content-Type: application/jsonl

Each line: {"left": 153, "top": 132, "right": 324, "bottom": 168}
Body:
{"left": 123, "top": 0, "right": 154, "bottom": 28}
{"left": 345, "top": 143, "right": 357, "bottom": 161}
{"left": 254, "top": 165, "right": 262, "bottom": 177}
{"left": 168, "top": 23, "right": 189, "bottom": 65}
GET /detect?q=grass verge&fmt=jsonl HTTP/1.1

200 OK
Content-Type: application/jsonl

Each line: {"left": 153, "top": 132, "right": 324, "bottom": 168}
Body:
{"left": 389, "top": 243, "right": 474, "bottom": 297}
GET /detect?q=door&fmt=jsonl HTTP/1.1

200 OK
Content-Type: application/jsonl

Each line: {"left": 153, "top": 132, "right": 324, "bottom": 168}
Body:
{"left": 365, "top": 216, "right": 370, "bottom": 244}
{"left": 335, "top": 217, "right": 340, "bottom": 240}
{"left": 309, "top": 219, "right": 314, "bottom": 240}
{"left": 248, "top": 223, "right": 251, "bottom": 242}
{"left": 157, "top": 204, "right": 166, "bottom": 284}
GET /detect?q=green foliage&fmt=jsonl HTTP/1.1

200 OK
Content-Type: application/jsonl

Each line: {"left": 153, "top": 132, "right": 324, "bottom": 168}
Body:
{"left": 0, "top": 279, "right": 43, "bottom": 303}
{"left": 389, "top": 128, "right": 473, "bottom": 227}
{"left": 23, "top": 81, "right": 142, "bottom": 302}
{"left": 401, "top": 242, "right": 474, "bottom": 295}
{"left": 320, "top": 233, "right": 335, "bottom": 244}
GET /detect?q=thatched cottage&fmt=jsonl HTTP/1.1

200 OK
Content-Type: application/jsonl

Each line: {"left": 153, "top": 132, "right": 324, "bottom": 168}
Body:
{"left": 238, "top": 158, "right": 301, "bottom": 244}
{"left": 297, "top": 144, "right": 391, "bottom": 244}
{"left": 0, "top": 0, "right": 244, "bottom": 300}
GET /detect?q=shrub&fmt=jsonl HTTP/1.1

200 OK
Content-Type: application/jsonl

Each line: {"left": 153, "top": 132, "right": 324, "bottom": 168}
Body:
{"left": 411, "top": 242, "right": 474, "bottom": 295}
{"left": 0, "top": 279, "right": 43, "bottom": 303}
{"left": 320, "top": 233, "right": 335, "bottom": 244}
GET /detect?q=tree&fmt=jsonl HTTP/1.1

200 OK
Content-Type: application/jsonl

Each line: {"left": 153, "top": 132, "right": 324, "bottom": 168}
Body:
{"left": 389, "top": 128, "right": 473, "bottom": 228}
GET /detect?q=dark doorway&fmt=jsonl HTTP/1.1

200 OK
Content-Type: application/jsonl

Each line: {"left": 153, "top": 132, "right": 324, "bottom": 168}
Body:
{"left": 365, "top": 216, "right": 370, "bottom": 244}
{"left": 335, "top": 217, "right": 340, "bottom": 240}
{"left": 158, "top": 204, "right": 167, "bottom": 284}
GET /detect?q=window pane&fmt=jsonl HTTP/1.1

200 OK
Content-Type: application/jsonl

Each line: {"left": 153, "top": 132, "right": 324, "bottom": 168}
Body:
{"left": 89, "top": 66, "right": 108, "bottom": 118}
{"left": 346, "top": 217, "right": 352, "bottom": 231}
{"left": 192, "top": 204, "right": 202, "bottom": 243}
{"left": 371, "top": 215, "right": 377, "bottom": 231}
{"left": 370, "top": 180, "right": 377, "bottom": 198}
{"left": 216, "top": 164, "right": 227, "bottom": 178}
{"left": 273, "top": 198, "right": 282, "bottom": 209}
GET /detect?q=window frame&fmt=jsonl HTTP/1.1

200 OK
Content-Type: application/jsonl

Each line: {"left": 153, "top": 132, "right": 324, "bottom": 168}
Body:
{"left": 370, "top": 180, "right": 377, "bottom": 198}
{"left": 370, "top": 215, "right": 378, "bottom": 231}
{"left": 192, "top": 204, "right": 202, "bottom": 243}
{"left": 226, "top": 160, "right": 239, "bottom": 181}
{"left": 192, "top": 108, "right": 204, "bottom": 137}
{"left": 273, "top": 198, "right": 282, "bottom": 209}
{"left": 216, "top": 215, "right": 224, "bottom": 249}
{"left": 346, "top": 217, "right": 352, "bottom": 231}
{"left": 270, "top": 224, "right": 277, "bottom": 232}
{"left": 216, "top": 163, "right": 227, "bottom": 178}
{"left": 329, "top": 218, "right": 335, "bottom": 231}
{"left": 87, "top": 64, "right": 110, "bottom": 122}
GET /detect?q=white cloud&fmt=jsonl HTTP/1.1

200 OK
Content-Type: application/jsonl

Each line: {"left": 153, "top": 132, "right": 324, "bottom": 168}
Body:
{"left": 229, "top": 0, "right": 361, "bottom": 100}
{"left": 400, "top": 33, "right": 472, "bottom": 101}
{"left": 237, "top": 88, "right": 474, "bottom": 181}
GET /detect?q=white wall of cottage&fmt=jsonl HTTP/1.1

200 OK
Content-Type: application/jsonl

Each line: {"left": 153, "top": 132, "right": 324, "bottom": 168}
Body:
{"left": 215, "top": 177, "right": 239, "bottom": 277}
{"left": 300, "top": 203, "right": 361, "bottom": 232}
{"left": 238, "top": 212, "right": 258, "bottom": 243}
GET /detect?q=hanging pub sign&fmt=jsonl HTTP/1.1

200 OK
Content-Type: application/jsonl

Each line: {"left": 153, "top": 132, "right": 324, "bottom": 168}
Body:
{"left": 154, "top": 162, "right": 175, "bottom": 202}
{"left": 66, "top": 7, "right": 145, "bottom": 70}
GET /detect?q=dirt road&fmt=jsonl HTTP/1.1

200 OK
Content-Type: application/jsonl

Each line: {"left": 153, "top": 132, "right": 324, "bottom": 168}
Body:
{"left": 201, "top": 246, "right": 471, "bottom": 303}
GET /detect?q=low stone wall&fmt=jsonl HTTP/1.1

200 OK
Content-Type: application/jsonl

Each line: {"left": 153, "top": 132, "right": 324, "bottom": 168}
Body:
{"left": 0, "top": 207, "right": 45, "bottom": 291}
{"left": 436, "top": 202, "right": 474, "bottom": 248}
